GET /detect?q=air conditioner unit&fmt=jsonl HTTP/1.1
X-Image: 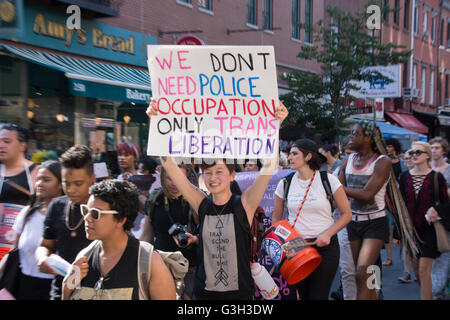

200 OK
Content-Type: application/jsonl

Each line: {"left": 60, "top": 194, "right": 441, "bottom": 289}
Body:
{"left": 445, "top": 98, "right": 450, "bottom": 107}
{"left": 412, "top": 88, "right": 421, "bottom": 98}
{"left": 402, "top": 87, "right": 412, "bottom": 97}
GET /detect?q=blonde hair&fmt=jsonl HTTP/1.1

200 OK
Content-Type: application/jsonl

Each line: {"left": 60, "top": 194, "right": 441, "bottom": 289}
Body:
{"left": 411, "top": 141, "right": 432, "bottom": 166}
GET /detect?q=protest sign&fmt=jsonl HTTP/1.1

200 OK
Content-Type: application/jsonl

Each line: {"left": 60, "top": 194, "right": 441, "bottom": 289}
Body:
{"left": 146, "top": 45, "right": 279, "bottom": 159}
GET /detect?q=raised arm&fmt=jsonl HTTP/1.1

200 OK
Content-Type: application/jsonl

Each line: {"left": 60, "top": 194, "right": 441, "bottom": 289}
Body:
{"left": 146, "top": 99, "right": 206, "bottom": 213}
{"left": 241, "top": 100, "right": 289, "bottom": 224}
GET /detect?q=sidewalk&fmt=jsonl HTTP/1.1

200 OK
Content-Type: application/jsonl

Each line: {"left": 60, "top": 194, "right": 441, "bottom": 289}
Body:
{"left": 330, "top": 244, "right": 421, "bottom": 300}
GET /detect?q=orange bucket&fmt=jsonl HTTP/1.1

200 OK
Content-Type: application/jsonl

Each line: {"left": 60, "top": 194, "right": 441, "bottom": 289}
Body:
{"left": 262, "top": 220, "right": 322, "bottom": 285}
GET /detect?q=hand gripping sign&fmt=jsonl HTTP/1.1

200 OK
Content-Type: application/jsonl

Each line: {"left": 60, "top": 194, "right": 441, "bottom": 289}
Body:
{"left": 146, "top": 45, "right": 280, "bottom": 159}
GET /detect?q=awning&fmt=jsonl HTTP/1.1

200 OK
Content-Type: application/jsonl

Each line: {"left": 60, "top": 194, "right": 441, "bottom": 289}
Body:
{"left": 385, "top": 112, "right": 428, "bottom": 134}
{"left": 376, "top": 121, "right": 427, "bottom": 142}
{"left": 0, "top": 43, "right": 151, "bottom": 104}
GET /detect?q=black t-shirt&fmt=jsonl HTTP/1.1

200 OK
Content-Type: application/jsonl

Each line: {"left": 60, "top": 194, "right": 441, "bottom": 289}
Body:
{"left": 150, "top": 194, "right": 198, "bottom": 266}
{"left": 193, "top": 194, "right": 253, "bottom": 300}
{"left": 71, "top": 235, "right": 140, "bottom": 300}
{"left": 0, "top": 163, "right": 38, "bottom": 206}
{"left": 42, "top": 195, "right": 92, "bottom": 299}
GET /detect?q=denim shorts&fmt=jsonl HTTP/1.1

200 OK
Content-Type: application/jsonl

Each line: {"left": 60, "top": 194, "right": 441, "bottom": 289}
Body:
{"left": 347, "top": 215, "right": 389, "bottom": 243}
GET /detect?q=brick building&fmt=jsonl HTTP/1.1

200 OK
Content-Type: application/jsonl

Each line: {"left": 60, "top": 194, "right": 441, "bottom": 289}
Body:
{"left": 381, "top": 0, "right": 450, "bottom": 139}
{"left": 98, "top": 0, "right": 326, "bottom": 95}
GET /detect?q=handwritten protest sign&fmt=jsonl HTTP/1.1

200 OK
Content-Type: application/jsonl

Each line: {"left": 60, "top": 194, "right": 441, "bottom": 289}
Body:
{"left": 146, "top": 45, "right": 279, "bottom": 159}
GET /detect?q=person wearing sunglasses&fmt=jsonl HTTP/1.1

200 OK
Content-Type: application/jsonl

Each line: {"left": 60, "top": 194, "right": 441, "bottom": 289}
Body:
{"left": 397, "top": 141, "right": 449, "bottom": 300}
{"left": 62, "top": 179, "right": 176, "bottom": 300}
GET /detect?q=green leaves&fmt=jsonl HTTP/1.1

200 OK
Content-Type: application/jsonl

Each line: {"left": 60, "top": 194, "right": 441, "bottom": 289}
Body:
{"left": 281, "top": 4, "right": 411, "bottom": 142}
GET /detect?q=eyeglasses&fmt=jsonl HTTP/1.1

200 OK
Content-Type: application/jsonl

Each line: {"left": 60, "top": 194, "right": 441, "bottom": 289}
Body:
{"left": 80, "top": 204, "right": 118, "bottom": 220}
{"left": 91, "top": 276, "right": 104, "bottom": 300}
{"left": 408, "top": 150, "right": 426, "bottom": 157}
{"left": 349, "top": 128, "right": 364, "bottom": 137}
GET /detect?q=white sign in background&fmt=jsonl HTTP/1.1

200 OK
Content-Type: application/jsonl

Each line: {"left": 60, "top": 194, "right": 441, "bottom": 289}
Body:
{"left": 358, "top": 64, "right": 401, "bottom": 98}
{"left": 146, "top": 45, "right": 280, "bottom": 159}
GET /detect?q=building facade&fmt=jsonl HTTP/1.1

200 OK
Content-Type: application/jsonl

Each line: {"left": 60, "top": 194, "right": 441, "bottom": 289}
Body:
{"left": 381, "top": 0, "right": 450, "bottom": 139}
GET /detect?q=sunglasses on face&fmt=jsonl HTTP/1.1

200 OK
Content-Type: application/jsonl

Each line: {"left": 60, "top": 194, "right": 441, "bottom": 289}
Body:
{"left": 80, "top": 204, "right": 118, "bottom": 220}
{"left": 408, "top": 150, "right": 426, "bottom": 157}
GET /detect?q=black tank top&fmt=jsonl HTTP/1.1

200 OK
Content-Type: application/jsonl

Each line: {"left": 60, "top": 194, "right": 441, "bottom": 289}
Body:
{"left": 0, "top": 163, "right": 37, "bottom": 206}
{"left": 194, "top": 194, "right": 253, "bottom": 300}
{"left": 72, "top": 236, "right": 140, "bottom": 300}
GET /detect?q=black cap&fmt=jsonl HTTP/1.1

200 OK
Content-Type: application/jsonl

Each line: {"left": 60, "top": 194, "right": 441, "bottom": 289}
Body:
{"left": 291, "top": 138, "right": 327, "bottom": 164}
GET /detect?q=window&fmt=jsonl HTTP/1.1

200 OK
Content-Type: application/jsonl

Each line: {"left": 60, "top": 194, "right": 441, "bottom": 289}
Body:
{"left": 445, "top": 74, "right": 449, "bottom": 100}
{"left": 263, "top": 0, "right": 273, "bottom": 30}
{"left": 404, "top": 0, "right": 410, "bottom": 29}
{"left": 393, "top": 0, "right": 399, "bottom": 25}
{"left": 412, "top": 63, "right": 417, "bottom": 89}
{"left": 304, "top": 0, "right": 313, "bottom": 43}
{"left": 383, "top": 0, "right": 389, "bottom": 23}
{"left": 198, "top": 0, "right": 211, "bottom": 11}
{"left": 414, "top": 5, "right": 419, "bottom": 35}
{"left": 422, "top": 10, "right": 428, "bottom": 35}
{"left": 439, "top": 17, "right": 444, "bottom": 46}
{"left": 291, "top": 0, "right": 301, "bottom": 39}
{"left": 402, "top": 61, "right": 408, "bottom": 89}
{"left": 447, "top": 20, "right": 450, "bottom": 48}
{"left": 431, "top": 15, "right": 436, "bottom": 43}
{"left": 421, "top": 67, "right": 426, "bottom": 102}
{"left": 429, "top": 70, "right": 434, "bottom": 105}
{"left": 177, "top": 0, "right": 191, "bottom": 4}
{"left": 246, "top": 0, "right": 256, "bottom": 25}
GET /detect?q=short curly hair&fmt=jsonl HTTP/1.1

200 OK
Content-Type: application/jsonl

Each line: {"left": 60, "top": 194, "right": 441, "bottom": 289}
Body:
{"left": 89, "top": 179, "right": 139, "bottom": 231}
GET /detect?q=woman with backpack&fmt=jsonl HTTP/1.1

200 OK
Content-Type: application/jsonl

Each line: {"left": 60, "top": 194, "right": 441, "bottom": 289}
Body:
{"left": 140, "top": 163, "right": 199, "bottom": 300}
{"left": 272, "top": 139, "right": 352, "bottom": 300}
{"left": 146, "top": 98, "right": 288, "bottom": 300}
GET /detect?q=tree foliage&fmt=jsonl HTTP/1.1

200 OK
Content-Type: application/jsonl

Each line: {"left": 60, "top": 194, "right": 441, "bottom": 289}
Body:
{"left": 281, "top": 3, "right": 411, "bottom": 142}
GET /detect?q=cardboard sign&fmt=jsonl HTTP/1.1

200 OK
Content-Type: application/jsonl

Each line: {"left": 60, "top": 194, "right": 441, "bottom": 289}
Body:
{"left": 146, "top": 45, "right": 279, "bottom": 159}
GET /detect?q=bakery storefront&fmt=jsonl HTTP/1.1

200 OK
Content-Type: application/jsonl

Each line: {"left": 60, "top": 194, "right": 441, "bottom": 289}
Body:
{"left": 0, "top": 2, "right": 155, "bottom": 163}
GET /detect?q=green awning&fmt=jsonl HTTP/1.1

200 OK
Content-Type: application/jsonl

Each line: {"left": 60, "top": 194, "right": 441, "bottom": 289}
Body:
{"left": 0, "top": 43, "right": 151, "bottom": 104}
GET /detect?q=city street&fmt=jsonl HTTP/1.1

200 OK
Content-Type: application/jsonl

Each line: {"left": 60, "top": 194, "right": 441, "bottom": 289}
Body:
{"left": 330, "top": 244, "right": 421, "bottom": 300}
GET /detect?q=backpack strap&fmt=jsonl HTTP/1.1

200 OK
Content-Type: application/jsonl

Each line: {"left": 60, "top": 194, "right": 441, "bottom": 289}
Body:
{"left": 319, "top": 171, "right": 334, "bottom": 211}
{"left": 144, "top": 188, "right": 163, "bottom": 222}
{"left": 224, "top": 194, "right": 252, "bottom": 250}
{"left": 282, "top": 172, "right": 296, "bottom": 207}
{"left": 79, "top": 240, "right": 101, "bottom": 261}
{"left": 137, "top": 241, "right": 154, "bottom": 300}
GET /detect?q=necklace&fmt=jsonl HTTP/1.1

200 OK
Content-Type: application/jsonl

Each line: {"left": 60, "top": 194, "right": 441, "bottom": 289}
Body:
{"left": 212, "top": 198, "right": 230, "bottom": 217}
{"left": 65, "top": 201, "right": 84, "bottom": 237}
{"left": 352, "top": 153, "right": 377, "bottom": 171}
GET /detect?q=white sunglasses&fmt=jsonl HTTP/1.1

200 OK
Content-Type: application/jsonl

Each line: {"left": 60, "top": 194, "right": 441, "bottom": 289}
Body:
{"left": 80, "top": 204, "right": 118, "bottom": 220}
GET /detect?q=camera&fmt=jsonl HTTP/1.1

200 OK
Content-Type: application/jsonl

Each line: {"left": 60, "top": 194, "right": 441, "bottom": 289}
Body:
{"left": 168, "top": 223, "right": 189, "bottom": 247}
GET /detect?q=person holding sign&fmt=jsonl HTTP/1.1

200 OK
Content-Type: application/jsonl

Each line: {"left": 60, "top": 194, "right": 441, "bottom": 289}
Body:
{"left": 272, "top": 139, "right": 352, "bottom": 300}
{"left": 146, "top": 98, "right": 288, "bottom": 300}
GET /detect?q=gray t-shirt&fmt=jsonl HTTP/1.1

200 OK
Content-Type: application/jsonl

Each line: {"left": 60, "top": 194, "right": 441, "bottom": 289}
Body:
{"left": 443, "top": 164, "right": 450, "bottom": 188}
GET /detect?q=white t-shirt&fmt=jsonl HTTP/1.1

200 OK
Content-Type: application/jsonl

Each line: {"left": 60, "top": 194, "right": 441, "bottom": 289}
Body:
{"left": 274, "top": 171, "right": 342, "bottom": 239}
{"left": 12, "top": 206, "right": 55, "bottom": 279}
